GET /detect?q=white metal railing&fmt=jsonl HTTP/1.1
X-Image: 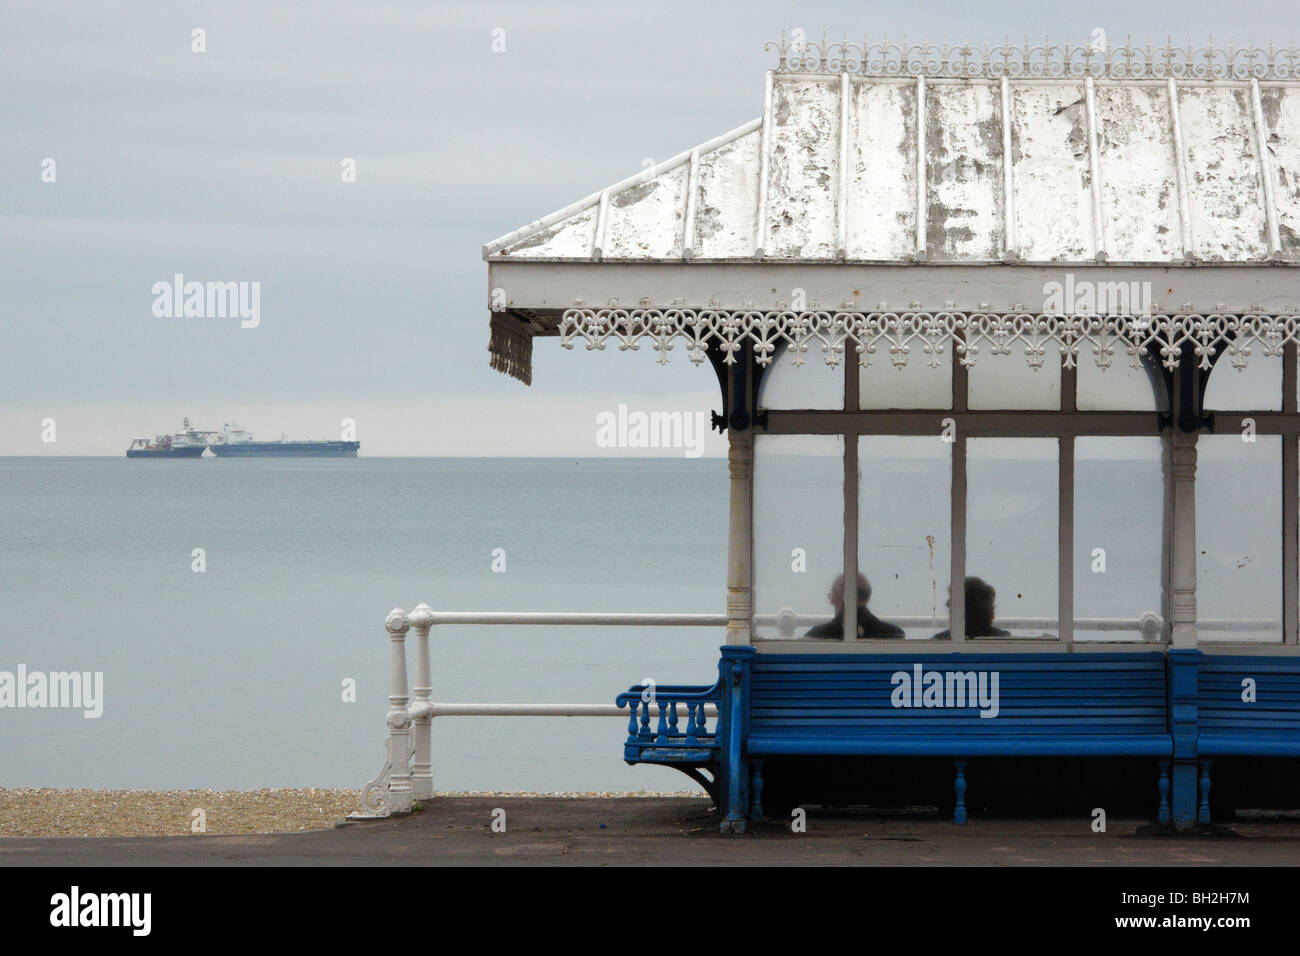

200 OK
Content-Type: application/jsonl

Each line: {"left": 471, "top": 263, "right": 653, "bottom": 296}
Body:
{"left": 353, "top": 604, "right": 1281, "bottom": 818}
{"left": 406, "top": 612, "right": 726, "bottom": 626}
{"left": 352, "top": 605, "right": 728, "bottom": 819}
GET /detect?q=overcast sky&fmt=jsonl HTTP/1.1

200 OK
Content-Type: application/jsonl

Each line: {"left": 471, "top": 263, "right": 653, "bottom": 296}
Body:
{"left": 3, "top": 0, "right": 1293, "bottom": 455}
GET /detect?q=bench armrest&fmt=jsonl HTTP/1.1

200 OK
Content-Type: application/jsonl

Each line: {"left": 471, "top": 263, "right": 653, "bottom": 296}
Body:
{"left": 617, "top": 680, "right": 722, "bottom": 747}
{"left": 616, "top": 681, "right": 721, "bottom": 706}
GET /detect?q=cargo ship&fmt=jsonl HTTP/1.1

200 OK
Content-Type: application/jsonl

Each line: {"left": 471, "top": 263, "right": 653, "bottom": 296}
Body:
{"left": 126, "top": 419, "right": 359, "bottom": 458}
{"left": 125, "top": 418, "right": 211, "bottom": 458}
{"left": 205, "top": 422, "right": 360, "bottom": 458}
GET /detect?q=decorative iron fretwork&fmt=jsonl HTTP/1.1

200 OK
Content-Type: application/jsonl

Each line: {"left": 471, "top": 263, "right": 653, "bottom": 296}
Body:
{"left": 560, "top": 309, "right": 1300, "bottom": 372}
{"left": 489, "top": 313, "right": 534, "bottom": 385}
{"left": 767, "top": 32, "right": 1300, "bottom": 80}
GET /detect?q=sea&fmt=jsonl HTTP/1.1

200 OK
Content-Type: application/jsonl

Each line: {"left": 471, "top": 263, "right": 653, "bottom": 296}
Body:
{"left": 0, "top": 452, "right": 1280, "bottom": 794}
{"left": 0, "top": 457, "right": 725, "bottom": 794}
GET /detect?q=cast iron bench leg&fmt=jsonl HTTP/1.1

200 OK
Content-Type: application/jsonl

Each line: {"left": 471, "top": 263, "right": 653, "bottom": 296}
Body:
{"left": 953, "top": 759, "right": 968, "bottom": 825}
{"left": 1157, "top": 759, "right": 1171, "bottom": 826}
{"left": 1198, "top": 759, "right": 1213, "bottom": 825}
{"left": 749, "top": 759, "right": 766, "bottom": 823}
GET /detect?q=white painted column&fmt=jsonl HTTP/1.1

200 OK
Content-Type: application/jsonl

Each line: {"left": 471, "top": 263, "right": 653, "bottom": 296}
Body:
{"left": 408, "top": 602, "right": 435, "bottom": 800}
{"left": 1169, "top": 432, "right": 1199, "bottom": 649}
{"left": 384, "top": 608, "right": 414, "bottom": 813}
{"left": 726, "top": 428, "right": 754, "bottom": 646}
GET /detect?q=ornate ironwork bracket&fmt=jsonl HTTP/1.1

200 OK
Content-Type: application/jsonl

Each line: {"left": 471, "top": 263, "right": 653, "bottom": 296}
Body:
{"left": 1158, "top": 341, "right": 1217, "bottom": 433}
{"left": 707, "top": 341, "right": 768, "bottom": 434}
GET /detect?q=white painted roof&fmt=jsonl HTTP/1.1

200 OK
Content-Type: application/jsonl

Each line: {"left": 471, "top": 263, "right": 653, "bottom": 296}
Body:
{"left": 484, "top": 37, "right": 1300, "bottom": 265}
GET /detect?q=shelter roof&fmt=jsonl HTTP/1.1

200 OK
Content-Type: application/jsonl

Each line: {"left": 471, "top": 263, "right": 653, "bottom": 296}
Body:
{"left": 484, "top": 36, "right": 1300, "bottom": 383}
{"left": 486, "top": 36, "right": 1300, "bottom": 266}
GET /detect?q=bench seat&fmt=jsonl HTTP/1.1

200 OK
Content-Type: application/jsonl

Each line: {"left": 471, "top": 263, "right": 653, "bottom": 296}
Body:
{"left": 619, "top": 648, "right": 1179, "bottom": 830}
{"left": 742, "top": 652, "right": 1174, "bottom": 825}
{"left": 1198, "top": 733, "right": 1300, "bottom": 757}
{"left": 1194, "top": 655, "right": 1300, "bottom": 821}
{"left": 747, "top": 734, "right": 1172, "bottom": 757}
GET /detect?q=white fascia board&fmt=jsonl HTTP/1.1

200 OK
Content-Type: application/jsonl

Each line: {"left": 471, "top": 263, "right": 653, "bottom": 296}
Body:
{"left": 487, "top": 260, "right": 1300, "bottom": 318}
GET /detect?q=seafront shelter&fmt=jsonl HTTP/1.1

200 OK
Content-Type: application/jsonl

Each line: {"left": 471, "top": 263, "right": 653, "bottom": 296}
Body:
{"left": 478, "top": 36, "right": 1300, "bottom": 831}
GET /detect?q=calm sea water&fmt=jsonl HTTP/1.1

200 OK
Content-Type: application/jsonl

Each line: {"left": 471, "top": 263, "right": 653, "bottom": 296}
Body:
{"left": 0, "top": 452, "right": 1278, "bottom": 793}
{"left": 0, "top": 457, "right": 726, "bottom": 793}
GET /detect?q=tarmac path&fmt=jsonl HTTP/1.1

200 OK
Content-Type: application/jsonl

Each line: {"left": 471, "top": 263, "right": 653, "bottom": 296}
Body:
{"left": 4, "top": 797, "right": 1300, "bottom": 866}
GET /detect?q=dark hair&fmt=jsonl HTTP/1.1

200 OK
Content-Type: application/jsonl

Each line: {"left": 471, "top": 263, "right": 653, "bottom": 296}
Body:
{"left": 965, "top": 576, "right": 996, "bottom": 634}
{"left": 830, "top": 572, "right": 872, "bottom": 607}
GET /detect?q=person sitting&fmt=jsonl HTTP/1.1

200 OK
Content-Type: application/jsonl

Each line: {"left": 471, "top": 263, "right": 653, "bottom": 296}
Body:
{"left": 804, "top": 572, "right": 905, "bottom": 640}
{"left": 932, "top": 576, "right": 1012, "bottom": 640}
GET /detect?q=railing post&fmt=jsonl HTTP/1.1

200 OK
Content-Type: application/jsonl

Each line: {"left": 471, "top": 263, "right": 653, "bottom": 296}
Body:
{"left": 384, "top": 608, "right": 413, "bottom": 814}
{"left": 408, "top": 603, "right": 435, "bottom": 801}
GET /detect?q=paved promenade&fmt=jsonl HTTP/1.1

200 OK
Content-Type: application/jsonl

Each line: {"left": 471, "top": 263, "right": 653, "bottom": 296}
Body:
{"left": 4, "top": 797, "right": 1299, "bottom": 865}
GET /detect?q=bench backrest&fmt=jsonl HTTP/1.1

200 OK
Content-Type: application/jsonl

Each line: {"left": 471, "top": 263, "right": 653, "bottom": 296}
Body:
{"left": 748, "top": 652, "right": 1168, "bottom": 736}
{"left": 1199, "top": 655, "right": 1300, "bottom": 735}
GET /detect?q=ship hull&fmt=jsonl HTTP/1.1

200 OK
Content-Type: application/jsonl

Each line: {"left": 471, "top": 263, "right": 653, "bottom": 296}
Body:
{"left": 208, "top": 441, "right": 360, "bottom": 458}
{"left": 125, "top": 446, "right": 207, "bottom": 459}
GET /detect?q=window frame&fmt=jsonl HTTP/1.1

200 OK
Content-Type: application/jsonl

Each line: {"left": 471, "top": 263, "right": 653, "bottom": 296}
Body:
{"left": 1192, "top": 340, "right": 1300, "bottom": 648}
{"left": 755, "top": 350, "right": 1186, "bottom": 649}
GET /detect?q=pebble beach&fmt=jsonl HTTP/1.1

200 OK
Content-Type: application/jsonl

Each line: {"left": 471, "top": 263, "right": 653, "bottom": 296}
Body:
{"left": 0, "top": 788, "right": 699, "bottom": 837}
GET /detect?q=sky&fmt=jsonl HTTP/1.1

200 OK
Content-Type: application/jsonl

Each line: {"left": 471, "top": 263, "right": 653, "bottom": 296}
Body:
{"left": 3, "top": 0, "right": 1295, "bottom": 455}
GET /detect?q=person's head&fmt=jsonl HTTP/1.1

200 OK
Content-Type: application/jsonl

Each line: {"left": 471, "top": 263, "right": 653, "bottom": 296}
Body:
{"left": 943, "top": 577, "right": 998, "bottom": 634}
{"left": 829, "top": 572, "right": 871, "bottom": 614}
{"left": 965, "top": 576, "right": 997, "bottom": 633}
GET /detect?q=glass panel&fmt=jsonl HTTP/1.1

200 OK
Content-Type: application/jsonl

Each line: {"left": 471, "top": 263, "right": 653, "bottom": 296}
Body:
{"left": 1196, "top": 435, "right": 1282, "bottom": 642}
{"left": 752, "top": 434, "right": 845, "bottom": 639}
{"left": 967, "top": 350, "right": 1061, "bottom": 410}
{"left": 965, "top": 438, "right": 1059, "bottom": 638}
{"left": 1073, "top": 437, "right": 1166, "bottom": 641}
{"left": 1077, "top": 357, "right": 1167, "bottom": 412}
{"left": 857, "top": 436, "right": 951, "bottom": 639}
{"left": 1203, "top": 350, "right": 1282, "bottom": 411}
{"left": 757, "top": 345, "right": 844, "bottom": 410}
{"left": 859, "top": 349, "right": 952, "bottom": 409}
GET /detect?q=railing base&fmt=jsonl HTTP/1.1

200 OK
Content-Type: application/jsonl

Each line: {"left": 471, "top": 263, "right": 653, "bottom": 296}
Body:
{"left": 346, "top": 809, "right": 393, "bottom": 821}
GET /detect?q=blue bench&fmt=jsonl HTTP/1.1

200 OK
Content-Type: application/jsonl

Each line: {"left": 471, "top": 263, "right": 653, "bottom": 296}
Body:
{"left": 1196, "top": 654, "right": 1300, "bottom": 823}
{"left": 619, "top": 647, "right": 1181, "bottom": 831}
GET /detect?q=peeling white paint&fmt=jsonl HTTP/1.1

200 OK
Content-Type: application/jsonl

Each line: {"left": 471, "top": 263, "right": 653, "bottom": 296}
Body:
{"left": 695, "top": 130, "right": 761, "bottom": 258}
{"left": 1263, "top": 86, "right": 1300, "bottom": 258}
{"left": 486, "top": 73, "right": 1300, "bottom": 266}
{"left": 1179, "top": 86, "right": 1270, "bottom": 261}
{"left": 604, "top": 163, "right": 688, "bottom": 259}
{"left": 1095, "top": 84, "right": 1181, "bottom": 262}
{"left": 499, "top": 204, "right": 598, "bottom": 257}
{"left": 766, "top": 78, "right": 839, "bottom": 258}
{"left": 846, "top": 80, "right": 916, "bottom": 260}
{"left": 1010, "top": 84, "right": 1092, "bottom": 261}
{"left": 926, "top": 82, "right": 1001, "bottom": 261}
